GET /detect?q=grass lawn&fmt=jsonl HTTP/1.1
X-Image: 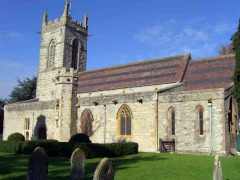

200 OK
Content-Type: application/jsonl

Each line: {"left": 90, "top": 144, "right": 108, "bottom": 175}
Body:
{"left": 0, "top": 152, "right": 239, "bottom": 180}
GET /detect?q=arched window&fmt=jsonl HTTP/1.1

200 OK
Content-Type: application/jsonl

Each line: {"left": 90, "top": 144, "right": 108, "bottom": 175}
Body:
{"left": 168, "top": 107, "right": 175, "bottom": 135}
{"left": 117, "top": 105, "right": 132, "bottom": 136}
{"left": 80, "top": 109, "right": 94, "bottom": 136}
{"left": 196, "top": 105, "right": 204, "bottom": 135}
{"left": 24, "top": 118, "right": 30, "bottom": 140}
{"left": 48, "top": 40, "right": 56, "bottom": 68}
{"left": 71, "top": 39, "right": 79, "bottom": 70}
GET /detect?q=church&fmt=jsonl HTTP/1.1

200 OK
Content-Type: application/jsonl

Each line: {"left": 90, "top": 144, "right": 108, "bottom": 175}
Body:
{"left": 3, "top": 1, "right": 239, "bottom": 154}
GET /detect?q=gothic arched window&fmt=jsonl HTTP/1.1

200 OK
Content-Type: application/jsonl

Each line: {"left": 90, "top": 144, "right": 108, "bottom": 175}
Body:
{"left": 196, "top": 105, "right": 204, "bottom": 135}
{"left": 48, "top": 40, "right": 56, "bottom": 68}
{"left": 24, "top": 118, "right": 30, "bottom": 140}
{"left": 117, "top": 104, "right": 132, "bottom": 136}
{"left": 168, "top": 107, "right": 175, "bottom": 135}
{"left": 71, "top": 39, "right": 79, "bottom": 70}
{"left": 80, "top": 109, "right": 94, "bottom": 136}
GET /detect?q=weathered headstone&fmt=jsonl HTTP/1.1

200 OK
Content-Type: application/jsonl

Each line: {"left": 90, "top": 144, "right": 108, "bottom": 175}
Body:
{"left": 213, "top": 155, "right": 223, "bottom": 180}
{"left": 27, "top": 146, "right": 48, "bottom": 180}
{"left": 93, "top": 158, "right": 114, "bottom": 180}
{"left": 70, "top": 148, "right": 86, "bottom": 180}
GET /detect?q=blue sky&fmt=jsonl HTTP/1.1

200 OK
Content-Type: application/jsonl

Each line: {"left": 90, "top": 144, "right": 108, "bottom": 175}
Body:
{"left": 0, "top": 0, "right": 239, "bottom": 98}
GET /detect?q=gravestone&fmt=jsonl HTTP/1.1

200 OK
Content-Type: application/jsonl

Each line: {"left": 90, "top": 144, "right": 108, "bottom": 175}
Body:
{"left": 27, "top": 146, "right": 48, "bottom": 180}
{"left": 93, "top": 158, "right": 114, "bottom": 180}
{"left": 70, "top": 148, "right": 86, "bottom": 180}
{"left": 213, "top": 155, "right": 223, "bottom": 180}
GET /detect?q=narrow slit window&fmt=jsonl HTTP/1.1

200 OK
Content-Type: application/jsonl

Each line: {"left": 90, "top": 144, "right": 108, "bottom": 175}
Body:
{"left": 197, "top": 106, "right": 204, "bottom": 135}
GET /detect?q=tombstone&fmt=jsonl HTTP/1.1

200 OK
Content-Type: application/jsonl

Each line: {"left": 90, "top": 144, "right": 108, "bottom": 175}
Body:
{"left": 27, "top": 147, "right": 48, "bottom": 180}
{"left": 70, "top": 148, "right": 86, "bottom": 180}
{"left": 213, "top": 155, "right": 223, "bottom": 180}
{"left": 93, "top": 158, "right": 114, "bottom": 180}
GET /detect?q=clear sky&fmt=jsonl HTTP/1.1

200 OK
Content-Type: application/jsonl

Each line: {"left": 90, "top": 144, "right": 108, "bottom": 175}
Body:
{"left": 0, "top": 0, "right": 239, "bottom": 98}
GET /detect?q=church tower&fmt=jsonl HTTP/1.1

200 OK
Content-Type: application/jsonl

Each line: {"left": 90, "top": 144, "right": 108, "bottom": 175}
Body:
{"left": 36, "top": 0, "right": 88, "bottom": 100}
{"left": 36, "top": 1, "right": 88, "bottom": 141}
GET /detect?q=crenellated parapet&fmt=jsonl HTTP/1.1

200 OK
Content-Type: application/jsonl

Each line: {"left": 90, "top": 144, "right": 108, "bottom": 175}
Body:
{"left": 41, "top": 1, "right": 88, "bottom": 34}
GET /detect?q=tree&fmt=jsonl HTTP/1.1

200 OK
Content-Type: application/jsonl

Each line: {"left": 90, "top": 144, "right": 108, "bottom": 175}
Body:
{"left": 0, "top": 98, "right": 7, "bottom": 108}
{"left": 232, "top": 20, "right": 240, "bottom": 109}
{"left": 9, "top": 77, "right": 37, "bottom": 103}
{"left": 219, "top": 43, "right": 234, "bottom": 55}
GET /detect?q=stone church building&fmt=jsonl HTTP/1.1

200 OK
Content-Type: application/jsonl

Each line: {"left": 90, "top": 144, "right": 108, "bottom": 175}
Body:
{"left": 3, "top": 1, "right": 239, "bottom": 154}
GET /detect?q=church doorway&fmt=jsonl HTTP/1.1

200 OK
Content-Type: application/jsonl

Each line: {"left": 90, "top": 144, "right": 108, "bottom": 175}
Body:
{"left": 80, "top": 109, "right": 94, "bottom": 136}
{"left": 34, "top": 115, "right": 47, "bottom": 140}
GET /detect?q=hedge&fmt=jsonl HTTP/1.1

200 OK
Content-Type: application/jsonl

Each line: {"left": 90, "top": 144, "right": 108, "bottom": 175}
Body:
{"left": 0, "top": 141, "right": 22, "bottom": 153}
{"left": 0, "top": 141, "right": 138, "bottom": 158}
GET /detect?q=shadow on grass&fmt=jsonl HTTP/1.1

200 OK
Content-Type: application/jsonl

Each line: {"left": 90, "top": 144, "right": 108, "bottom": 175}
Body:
{"left": 0, "top": 153, "right": 167, "bottom": 180}
{"left": 85, "top": 154, "right": 168, "bottom": 180}
{"left": 0, "top": 153, "right": 28, "bottom": 180}
{"left": 114, "top": 154, "right": 167, "bottom": 170}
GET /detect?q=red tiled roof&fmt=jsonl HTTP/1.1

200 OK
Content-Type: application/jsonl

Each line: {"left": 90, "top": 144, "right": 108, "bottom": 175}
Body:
{"left": 77, "top": 55, "right": 190, "bottom": 93}
{"left": 183, "top": 54, "right": 235, "bottom": 91}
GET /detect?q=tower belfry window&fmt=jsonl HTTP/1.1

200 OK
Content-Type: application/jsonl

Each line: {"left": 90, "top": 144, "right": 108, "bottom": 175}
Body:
{"left": 48, "top": 40, "right": 56, "bottom": 68}
{"left": 71, "top": 39, "right": 79, "bottom": 70}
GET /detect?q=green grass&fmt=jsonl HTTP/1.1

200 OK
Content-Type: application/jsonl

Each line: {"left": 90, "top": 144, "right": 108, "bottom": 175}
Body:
{"left": 0, "top": 152, "right": 239, "bottom": 180}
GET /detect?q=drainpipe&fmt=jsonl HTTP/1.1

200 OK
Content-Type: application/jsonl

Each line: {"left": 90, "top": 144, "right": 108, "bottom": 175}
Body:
{"left": 104, "top": 104, "right": 107, "bottom": 144}
{"left": 32, "top": 112, "right": 35, "bottom": 139}
{"left": 208, "top": 100, "right": 213, "bottom": 154}
{"left": 156, "top": 92, "right": 159, "bottom": 151}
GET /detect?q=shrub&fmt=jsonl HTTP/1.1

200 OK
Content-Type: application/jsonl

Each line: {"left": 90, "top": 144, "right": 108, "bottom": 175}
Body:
{"left": 20, "top": 140, "right": 69, "bottom": 157}
{"left": 69, "top": 133, "right": 91, "bottom": 144}
{"left": 7, "top": 133, "right": 25, "bottom": 142}
{"left": 0, "top": 140, "right": 138, "bottom": 158}
{"left": 75, "top": 142, "right": 138, "bottom": 158}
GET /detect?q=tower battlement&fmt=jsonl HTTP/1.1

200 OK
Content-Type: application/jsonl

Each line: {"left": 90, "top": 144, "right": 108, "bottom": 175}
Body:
{"left": 41, "top": 1, "right": 88, "bottom": 34}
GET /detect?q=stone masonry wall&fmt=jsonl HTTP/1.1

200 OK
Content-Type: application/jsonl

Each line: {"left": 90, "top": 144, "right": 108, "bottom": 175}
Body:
{"left": 77, "top": 86, "right": 227, "bottom": 154}
{"left": 37, "top": 23, "right": 66, "bottom": 101}
{"left": 77, "top": 85, "right": 166, "bottom": 152}
{"left": 3, "top": 101, "right": 58, "bottom": 140}
{"left": 158, "top": 88, "right": 227, "bottom": 154}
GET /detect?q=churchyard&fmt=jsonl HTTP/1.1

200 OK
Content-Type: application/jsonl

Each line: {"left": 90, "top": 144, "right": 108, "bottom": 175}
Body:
{"left": 0, "top": 151, "right": 240, "bottom": 180}
{"left": 1, "top": 1, "right": 240, "bottom": 179}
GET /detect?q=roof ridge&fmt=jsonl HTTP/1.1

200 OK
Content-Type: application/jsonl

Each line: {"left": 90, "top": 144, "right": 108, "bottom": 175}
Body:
{"left": 78, "top": 54, "right": 188, "bottom": 75}
{"left": 191, "top": 54, "right": 235, "bottom": 64}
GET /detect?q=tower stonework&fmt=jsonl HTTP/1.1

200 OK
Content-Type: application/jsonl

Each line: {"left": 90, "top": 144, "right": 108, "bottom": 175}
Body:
{"left": 37, "top": 1, "right": 88, "bottom": 101}
{"left": 36, "top": 1, "right": 88, "bottom": 140}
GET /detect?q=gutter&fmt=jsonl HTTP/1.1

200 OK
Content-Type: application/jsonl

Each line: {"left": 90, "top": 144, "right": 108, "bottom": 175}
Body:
{"left": 104, "top": 104, "right": 107, "bottom": 144}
